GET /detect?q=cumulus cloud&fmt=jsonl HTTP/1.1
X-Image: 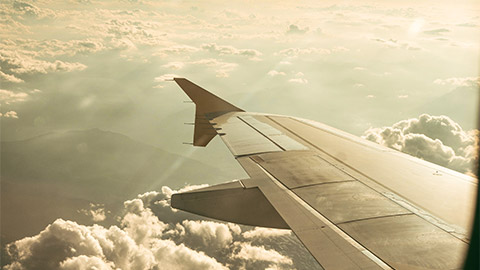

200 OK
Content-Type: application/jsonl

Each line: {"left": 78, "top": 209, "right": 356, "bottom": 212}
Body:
{"left": 10, "top": 1, "right": 56, "bottom": 19}
{"left": 288, "top": 78, "right": 308, "bottom": 84}
{"left": 4, "top": 185, "right": 310, "bottom": 270}
{"left": 286, "top": 24, "right": 309, "bottom": 35}
{"left": 423, "top": 28, "right": 450, "bottom": 35}
{"left": 371, "top": 38, "right": 422, "bottom": 50}
{"left": 277, "top": 46, "right": 348, "bottom": 57}
{"left": 154, "top": 45, "right": 200, "bottom": 57}
{"left": 154, "top": 74, "right": 180, "bottom": 82}
{"left": 363, "top": 114, "right": 479, "bottom": 175}
{"left": 202, "top": 43, "right": 262, "bottom": 60}
{"left": 0, "top": 70, "right": 24, "bottom": 83}
{"left": 233, "top": 243, "right": 293, "bottom": 265}
{"left": 1, "top": 38, "right": 106, "bottom": 58}
{"left": 0, "top": 49, "right": 87, "bottom": 75}
{"left": 0, "top": 89, "right": 29, "bottom": 104}
{"left": 277, "top": 47, "right": 330, "bottom": 57}
{"left": 242, "top": 227, "right": 290, "bottom": 239}
{"left": 434, "top": 77, "right": 480, "bottom": 87}
{"left": 268, "top": 70, "right": 286, "bottom": 77}
{"left": 162, "top": 62, "right": 185, "bottom": 70}
{"left": 190, "top": 58, "right": 237, "bottom": 78}
{"left": 0, "top": 111, "right": 19, "bottom": 118}
{"left": 79, "top": 203, "right": 108, "bottom": 222}
{"left": 288, "top": 72, "right": 308, "bottom": 84}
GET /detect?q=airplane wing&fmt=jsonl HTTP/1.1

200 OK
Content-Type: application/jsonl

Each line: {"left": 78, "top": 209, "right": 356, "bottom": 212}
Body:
{"left": 170, "top": 78, "right": 478, "bottom": 270}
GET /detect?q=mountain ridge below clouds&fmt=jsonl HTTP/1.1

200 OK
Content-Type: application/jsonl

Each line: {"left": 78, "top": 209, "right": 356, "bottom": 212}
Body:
{"left": 1, "top": 128, "right": 239, "bottom": 244}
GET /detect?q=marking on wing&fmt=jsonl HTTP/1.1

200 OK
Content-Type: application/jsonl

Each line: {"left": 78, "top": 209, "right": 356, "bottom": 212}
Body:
{"left": 254, "top": 162, "right": 393, "bottom": 270}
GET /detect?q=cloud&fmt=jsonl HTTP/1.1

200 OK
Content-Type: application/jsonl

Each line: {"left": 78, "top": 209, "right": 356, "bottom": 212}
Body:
{"left": 201, "top": 43, "right": 262, "bottom": 60}
{"left": 190, "top": 59, "right": 237, "bottom": 78}
{"left": 423, "top": 28, "right": 450, "bottom": 35}
{"left": 154, "top": 45, "right": 200, "bottom": 57}
{"left": 268, "top": 70, "right": 286, "bottom": 77}
{"left": 0, "top": 89, "right": 29, "bottom": 104}
{"left": 277, "top": 47, "right": 331, "bottom": 57}
{"left": 0, "top": 49, "right": 87, "bottom": 75}
{"left": 0, "top": 16, "right": 31, "bottom": 35}
{"left": 363, "top": 114, "right": 479, "bottom": 175}
{"left": 4, "top": 186, "right": 311, "bottom": 270}
{"left": 232, "top": 243, "right": 293, "bottom": 266}
{"left": 286, "top": 24, "right": 309, "bottom": 35}
{"left": 0, "top": 111, "right": 19, "bottom": 118}
{"left": 434, "top": 77, "right": 480, "bottom": 87}
{"left": 79, "top": 203, "right": 107, "bottom": 222}
{"left": 276, "top": 47, "right": 348, "bottom": 57}
{"left": 288, "top": 72, "right": 308, "bottom": 84}
{"left": 371, "top": 38, "right": 422, "bottom": 50}
{"left": 2, "top": 38, "right": 106, "bottom": 58}
{"left": 242, "top": 227, "right": 290, "bottom": 239}
{"left": 10, "top": 1, "right": 56, "bottom": 19}
{"left": 153, "top": 73, "right": 179, "bottom": 88}
{"left": 0, "top": 70, "right": 24, "bottom": 83}
{"left": 288, "top": 78, "right": 308, "bottom": 84}
{"left": 59, "top": 255, "right": 114, "bottom": 270}
{"left": 162, "top": 62, "right": 185, "bottom": 70}
{"left": 4, "top": 195, "right": 227, "bottom": 270}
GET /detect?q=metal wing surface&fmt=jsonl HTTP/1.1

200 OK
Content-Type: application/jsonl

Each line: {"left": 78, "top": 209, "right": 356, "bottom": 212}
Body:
{"left": 170, "top": 78, "right": 478, "bottom": 270}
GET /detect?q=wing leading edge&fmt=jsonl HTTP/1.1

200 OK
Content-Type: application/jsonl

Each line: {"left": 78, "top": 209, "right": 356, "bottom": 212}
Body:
{"left": 171, "top": 78, "right": 477, "bottom": 270}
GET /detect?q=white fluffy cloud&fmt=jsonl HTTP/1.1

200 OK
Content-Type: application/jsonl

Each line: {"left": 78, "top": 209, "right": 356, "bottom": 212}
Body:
{"left": 163, "top": 62, "right": 185, "bottom": 70}
{"left": 190, "top": 59, "right": 238, "bottom": 78}
{"left": 371, "top": 38, "right": 422, "bottom": 50}
{"left": 0, "top": 70, "right": 23, "bottom": 83}
{"left": 0, "top": 89, "right": 29, "bottom": 104}
{"left": 233, "top": 243, "right": 293, "bottom": 265}
{"left": 286, "top": 24, "right": 309, "bottom": 35}
{"left": 79, "top": 203, "right": 107, "bottom": 222}
{"left": 154, "top": 45, "right": 200, "bottom": 57}
{"left": 363, "top": 114, "right": 478, "bottom": 175}
{"left": 0, "top": 49, "right": 86, "bottom": 75}
{"left": 268, "top": 70, "right": 286, "bottom": 77}
{"left": 242, "top": 227, "right": 290, "bottom": 239}
{"left": 202, "top": 43, "right": 262, "bottom": 60}
{"left": 288, "top": 78, "right": 308, "bottom": 84}
{"left": 434, "top": 77, "right": 480, "bottom": 87}
{"left": 4, "top": 185, "right": 307, "bottom": 270}
{"left": 277, "top": 47, "right": 332, "bottom": 57}
{"left": 0, "top": 110, "right": 19, "bottom": 118}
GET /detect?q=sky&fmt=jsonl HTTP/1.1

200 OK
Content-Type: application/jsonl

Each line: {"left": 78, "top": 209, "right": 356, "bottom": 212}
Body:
{"left": 1, "top": 0, "right": 479, "bottom": 269}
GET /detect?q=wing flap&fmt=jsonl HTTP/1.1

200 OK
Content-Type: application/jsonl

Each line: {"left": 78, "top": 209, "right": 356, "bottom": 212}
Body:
{"left": 171, "top": 180, "right": 289, "bottom": 229}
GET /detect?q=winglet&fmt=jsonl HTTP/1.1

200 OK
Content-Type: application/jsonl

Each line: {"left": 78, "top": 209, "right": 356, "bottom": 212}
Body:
{"left": 174, "top": 78, "right": 244, "bottom": 146}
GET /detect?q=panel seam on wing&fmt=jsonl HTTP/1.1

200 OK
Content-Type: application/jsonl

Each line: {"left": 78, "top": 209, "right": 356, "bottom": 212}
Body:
{"left": 252, "top": 160, "right": 394, "bottom": 270}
